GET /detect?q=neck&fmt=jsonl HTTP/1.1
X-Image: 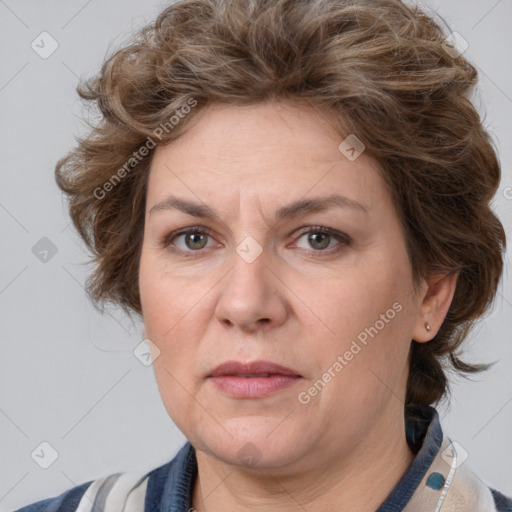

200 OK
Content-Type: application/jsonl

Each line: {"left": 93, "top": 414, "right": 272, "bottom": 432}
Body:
{"left": 191, "top": 407, "right": 416, "bottom": 512}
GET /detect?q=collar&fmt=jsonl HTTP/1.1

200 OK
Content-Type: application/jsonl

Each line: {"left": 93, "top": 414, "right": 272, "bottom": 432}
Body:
{"left": 377, "top": 405, "right": 443, "bottom": 511}
{"left": 151, "top": 405, "right": 501, "bottom": 511}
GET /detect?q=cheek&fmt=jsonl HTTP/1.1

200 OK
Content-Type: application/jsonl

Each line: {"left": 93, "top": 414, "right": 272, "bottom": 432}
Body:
{"left": 303, "top": 267, "right": 403, "bottom": 342}
{"left": 139, "top": 251, "right": 224, "bottom": 389}
{"left": 140, "top": 252, "right": 198, "bottom": 334}
{"left": 139, "top": 256, "right": 197, "bottom": 376}
{"left": 140, "top": 260, "right": 204, "bottom": 430}
{"left": 301, "top": 255, "right": 414, "bottom": 383}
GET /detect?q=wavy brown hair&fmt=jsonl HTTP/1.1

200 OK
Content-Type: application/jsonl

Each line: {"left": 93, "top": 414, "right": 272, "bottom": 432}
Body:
{"left": 55, "top": 0, "right": 506, "bottom": 408}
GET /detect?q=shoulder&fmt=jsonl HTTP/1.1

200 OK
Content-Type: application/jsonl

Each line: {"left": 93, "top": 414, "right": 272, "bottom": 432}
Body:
{"left": 399, "top": 408, "right": 511, "bottom": 512}
{"left": 438, "top": 437, "right": 512, "bottom": 512}
{"left": 12, "top": 443, "right": 195, "bottom": 512}
{"left": 12, "top": 479, "right": 93, "bottom": 512}
{"left": 405, "top": 431, "right": 512, "bottom": 512}
{"left": 490, "top": 488, "right": 512, "bottom": 512}
{"left": 448, "top": 462, "right": 512, "bottom": 512}
{"left": 13, "top": 472, "right": 151, "bottom": 512}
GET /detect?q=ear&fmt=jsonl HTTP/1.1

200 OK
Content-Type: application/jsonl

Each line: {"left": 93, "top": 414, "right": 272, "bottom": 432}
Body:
{"left": 412, "top": 271, "right": 458, "bottom": 343}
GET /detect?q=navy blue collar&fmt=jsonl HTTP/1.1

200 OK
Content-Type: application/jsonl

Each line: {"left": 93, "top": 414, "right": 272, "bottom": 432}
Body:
{"left": 146, "top": 405, "right": 442, "bottom": 511}
{"left": 377, "top": 405, "right": 443, "bottom": 510}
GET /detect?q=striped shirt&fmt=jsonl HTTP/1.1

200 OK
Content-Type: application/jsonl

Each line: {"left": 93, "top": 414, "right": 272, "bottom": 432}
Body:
{"left": 14, "top": 405, "right": 512, "bottom": 511}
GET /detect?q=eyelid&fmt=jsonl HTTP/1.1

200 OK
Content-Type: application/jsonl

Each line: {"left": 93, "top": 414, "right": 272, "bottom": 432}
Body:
{"left": 292, "top": 225, "right": 350, "bottom": 242}
{"left": 290, "top": 225, "right": 351, "bottom": 253}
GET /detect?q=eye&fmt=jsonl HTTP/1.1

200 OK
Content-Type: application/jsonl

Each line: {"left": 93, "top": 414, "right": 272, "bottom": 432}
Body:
{"left": 161, "top": 227, "right": 219, "bottom": 255}
{"left": 160, "top": 225, "right": 351, "bottom": 257}
{"left": 293, "top": 226, "right": 351, "bottom": 253}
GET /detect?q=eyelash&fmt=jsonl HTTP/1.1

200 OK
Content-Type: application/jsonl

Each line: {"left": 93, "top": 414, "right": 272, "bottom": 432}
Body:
{"left": 160, "top": 226, "right": 352, "bottom": 258}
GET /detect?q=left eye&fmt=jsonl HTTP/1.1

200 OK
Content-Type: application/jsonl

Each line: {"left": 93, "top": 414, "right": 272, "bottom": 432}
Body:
{"left": 294, "top": 227, "right": 348, "bottom": 252}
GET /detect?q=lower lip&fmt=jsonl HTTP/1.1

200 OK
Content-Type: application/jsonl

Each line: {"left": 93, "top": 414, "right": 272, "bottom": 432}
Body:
{"left": 209, "top": 375, "right": 302, "bottom": 398}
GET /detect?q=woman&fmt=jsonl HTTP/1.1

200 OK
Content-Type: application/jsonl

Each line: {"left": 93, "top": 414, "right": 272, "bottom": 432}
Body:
{"left": 15, "top": 0, "right": 511, "bottom": 510}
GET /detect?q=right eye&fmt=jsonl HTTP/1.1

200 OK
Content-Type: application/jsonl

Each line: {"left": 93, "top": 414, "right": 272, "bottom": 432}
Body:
{"left": 161, "top": 227, "right": 221, "bottom": 257}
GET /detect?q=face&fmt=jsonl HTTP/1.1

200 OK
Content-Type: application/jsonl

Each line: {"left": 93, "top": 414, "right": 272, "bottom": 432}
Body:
{"left": 139, "top": 100, "right": 426, "bottom": 472}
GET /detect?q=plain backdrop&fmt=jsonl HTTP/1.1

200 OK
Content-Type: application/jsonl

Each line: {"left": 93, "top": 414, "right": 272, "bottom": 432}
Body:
{"left": 1, "top": 0, "right": 511, "bottom": 509}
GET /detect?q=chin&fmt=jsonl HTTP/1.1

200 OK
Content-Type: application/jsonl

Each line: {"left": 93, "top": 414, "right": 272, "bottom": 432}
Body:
{"left": 194, "top": 418, "right": 305, "bottom": 469}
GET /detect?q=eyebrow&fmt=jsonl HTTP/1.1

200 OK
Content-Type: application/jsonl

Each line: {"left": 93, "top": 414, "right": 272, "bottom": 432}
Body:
{"left": 148, "top": 194, "right": 369, "bottom": 221}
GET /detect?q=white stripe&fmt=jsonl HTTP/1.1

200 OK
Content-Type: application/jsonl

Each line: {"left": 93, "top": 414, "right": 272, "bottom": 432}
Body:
{"left": 434, "top": 439, "right": 457, "bottom": 512}
{"left": 103, "top": 472, "right": 150, "bottom": 511}
{"left": 123, "top": 476, "right": 149, "bottom": 512}
{"left": 76, "top": 475, "right": 116, "bottom": 512}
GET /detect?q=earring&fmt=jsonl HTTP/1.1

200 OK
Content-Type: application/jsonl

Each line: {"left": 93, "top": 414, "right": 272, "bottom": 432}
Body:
{"left": 425, "top": 322, "right": 431, "bottom": 332}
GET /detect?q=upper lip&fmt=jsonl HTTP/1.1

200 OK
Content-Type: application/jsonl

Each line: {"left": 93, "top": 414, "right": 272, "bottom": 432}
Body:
{"left": 208, "top": 360, "right": 302, "bottom": 378}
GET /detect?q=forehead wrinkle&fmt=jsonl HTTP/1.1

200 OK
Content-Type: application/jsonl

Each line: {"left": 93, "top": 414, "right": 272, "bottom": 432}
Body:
{"left": 228, "top": 188, "right": 274, "bottom": 232}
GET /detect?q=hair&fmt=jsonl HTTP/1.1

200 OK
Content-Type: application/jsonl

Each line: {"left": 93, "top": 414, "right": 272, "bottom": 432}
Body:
{"left": 55, "top": 0, "right": 506, "bottom": 408}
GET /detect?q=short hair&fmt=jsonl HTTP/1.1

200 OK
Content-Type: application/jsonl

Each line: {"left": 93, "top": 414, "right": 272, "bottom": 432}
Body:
{"left": 55, "top": 0, "right": 506, "bottom": 408}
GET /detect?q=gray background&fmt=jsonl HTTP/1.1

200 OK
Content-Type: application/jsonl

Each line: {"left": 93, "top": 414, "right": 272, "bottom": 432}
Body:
{"left": 1, "top": 0, "right": 511, "bottom": 509}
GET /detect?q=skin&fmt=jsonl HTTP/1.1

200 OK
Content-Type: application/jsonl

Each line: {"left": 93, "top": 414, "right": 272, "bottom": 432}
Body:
{"left": 138, "top": 100, "right": 457, "bottom": 511}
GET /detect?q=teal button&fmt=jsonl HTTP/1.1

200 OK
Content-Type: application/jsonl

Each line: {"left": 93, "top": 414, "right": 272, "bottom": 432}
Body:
{"left": 426, "top": 472, "right": 445, "bottom": 490}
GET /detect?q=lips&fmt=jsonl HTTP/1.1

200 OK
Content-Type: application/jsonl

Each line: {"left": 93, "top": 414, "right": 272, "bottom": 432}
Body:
{"left": 208, "top": 360, "right": 302, "bottom": 378}
{"left": 207, "top": 360, "right": 303, "bottom": 398}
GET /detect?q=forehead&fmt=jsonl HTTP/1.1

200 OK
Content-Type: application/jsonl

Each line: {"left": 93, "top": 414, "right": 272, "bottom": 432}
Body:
{"left": 147, "top": 101, "right": 387, "bottom": 214}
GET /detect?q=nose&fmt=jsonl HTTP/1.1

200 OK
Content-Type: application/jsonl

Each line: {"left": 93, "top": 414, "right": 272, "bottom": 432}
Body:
{"left": 214, "top": 244, "right": 288, "bottom": 332}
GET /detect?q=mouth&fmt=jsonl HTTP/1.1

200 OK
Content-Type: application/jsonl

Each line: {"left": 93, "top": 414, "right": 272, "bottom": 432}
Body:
{"left": 208, "top": 360, "right": 302, "bottom": 378}
{"left": 228, "top": 373, "right": 281, "bottom": 378}
{"left": 207, "top": 360, "right": 303, "bottom": 398}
